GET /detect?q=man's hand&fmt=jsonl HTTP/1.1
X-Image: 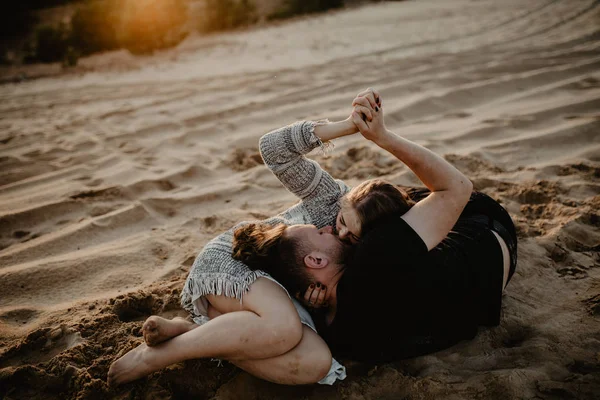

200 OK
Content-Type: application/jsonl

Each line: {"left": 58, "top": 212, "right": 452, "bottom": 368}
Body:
{"left": 296, "top": 283, "right": 327, "bottom": 309}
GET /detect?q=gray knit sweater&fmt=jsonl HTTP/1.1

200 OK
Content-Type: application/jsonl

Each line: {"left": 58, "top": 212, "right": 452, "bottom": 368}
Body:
{"left": 180, "top": 120, "right": 350, "bottom": 319}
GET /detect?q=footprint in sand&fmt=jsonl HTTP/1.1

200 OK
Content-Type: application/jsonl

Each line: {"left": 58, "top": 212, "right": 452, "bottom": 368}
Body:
{"left": 583, "top": 293, "right": 600, "bottom": 316}
{"left": 0, "top": 308, "right": 40, "bottom": 327}
{"left": 111, "top": 292, "right": 159, "bottom": 322}
{"left": 12, "top": 230, "right": 30, "bottom": 239}
{"left": 0, "top": 325, "right": 83, "bottom": 368}
{"left": 226, "top": 148, "right": 263, "bottom": 172}
{"left": 499, "top": 323, "right": 535, "bottom": 349}
{"left": 444, "top": 111, "right": 471, "bottom": 118}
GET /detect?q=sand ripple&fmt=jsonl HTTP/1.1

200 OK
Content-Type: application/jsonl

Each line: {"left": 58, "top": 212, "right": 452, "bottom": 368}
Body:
{"left": 1, "top": 0, "right": 599, "bottom": 398}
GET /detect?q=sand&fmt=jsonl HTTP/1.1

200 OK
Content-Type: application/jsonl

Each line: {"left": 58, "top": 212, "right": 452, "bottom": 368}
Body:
{"left": 1, "top": 0, "right": 599, "bottom": 398}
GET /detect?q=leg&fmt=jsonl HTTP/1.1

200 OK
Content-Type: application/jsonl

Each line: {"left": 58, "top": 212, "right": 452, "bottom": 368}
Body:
{"left": 108, "top": 278, "right": 303, "bottom": 386}
{"left": 490, "top": 230, "right": 511, "bottom": 290}
{"left": 233, "top": 326, "right": 333, "bottom": 385}
{"left": 142, "top": 303, "right": 224, "bottom": 346}
{"left": 142, "top": 316, "right": 196, "bottom": 346}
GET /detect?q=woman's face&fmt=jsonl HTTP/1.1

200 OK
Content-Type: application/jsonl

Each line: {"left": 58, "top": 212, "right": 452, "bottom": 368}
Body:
{"left": 335, "top": 203, "right": 362, "bottom": 245}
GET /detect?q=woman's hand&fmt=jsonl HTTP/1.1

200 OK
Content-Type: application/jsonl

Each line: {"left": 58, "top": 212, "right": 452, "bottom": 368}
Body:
{"left": 351, "top": 88, "right": 389, "bottom": 144}
{"left": 348, "top": 87, "right": 380, "bottom": 127}
{"left": 296, "top": 283, "right": 327, "bottom": 309}
{"left": 353, "top": 87, "right": 381, "bottom": 111}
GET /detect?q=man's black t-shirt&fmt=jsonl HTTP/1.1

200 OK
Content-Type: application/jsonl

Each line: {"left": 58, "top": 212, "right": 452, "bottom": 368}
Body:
{"left": 319, "top": 190, "right": 513, "bottom": 363}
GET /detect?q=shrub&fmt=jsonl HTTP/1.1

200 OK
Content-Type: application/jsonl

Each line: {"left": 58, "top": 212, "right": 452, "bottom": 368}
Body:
{"left": 33, "top": 24, "right": 71, "bottom": 63}
{"left": 0, "top": 7, "right": 39, "bottom": 39}
{"left": 71, "top": 0, "right": 189, "bottom": 55}
{"left": 268, "top": 0, "right": 344, "bottom": 20}
{"left": 200, "top": 0, "right": 257, "bottom": 32}
{"left": 70, "top": 0, "right": 121, "bottom": 55}
{"left": 118, "top": 0, "right": 189, "bottom": 54}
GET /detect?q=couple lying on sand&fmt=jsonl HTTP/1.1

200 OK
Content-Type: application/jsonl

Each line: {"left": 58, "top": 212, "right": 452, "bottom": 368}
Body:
{"left": 108, "top": 88, "right": 518, "bottom": 386}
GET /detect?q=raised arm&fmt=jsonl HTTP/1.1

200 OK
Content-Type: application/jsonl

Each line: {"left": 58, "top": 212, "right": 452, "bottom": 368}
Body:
{"left": 259, "top": 119, "right": 357, "bottom": 201}
{"left": 352, "top": 90, "right": 473, "bottom": 250}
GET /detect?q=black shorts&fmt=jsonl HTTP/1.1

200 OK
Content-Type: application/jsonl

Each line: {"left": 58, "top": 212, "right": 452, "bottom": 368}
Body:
{"left": 462, "top": 208, "right": 518, "bottom": 327}
{"left": 471, "top": 213, "right": 518, "bottom": 286}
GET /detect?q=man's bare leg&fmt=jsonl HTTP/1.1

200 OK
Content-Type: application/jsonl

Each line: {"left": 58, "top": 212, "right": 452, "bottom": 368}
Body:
{"left": 108, "top": 278, "right": 303, "bottom": 386}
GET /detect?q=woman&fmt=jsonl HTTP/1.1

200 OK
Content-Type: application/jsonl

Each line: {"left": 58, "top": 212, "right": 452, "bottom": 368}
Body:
{"left": 234, "top": 88, "right": 518, "bottom": 363}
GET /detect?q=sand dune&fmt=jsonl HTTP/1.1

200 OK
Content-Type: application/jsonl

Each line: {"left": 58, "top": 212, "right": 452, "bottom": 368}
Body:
{"left": 1, "top": 0, "right": 599, "bottom": 398}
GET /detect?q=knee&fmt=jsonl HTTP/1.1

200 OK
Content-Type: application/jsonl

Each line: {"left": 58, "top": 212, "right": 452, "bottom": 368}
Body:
{"left": 290, "top": 346, "right": 332, "bottom": 384}
{"left": 309, "top": 349, "right": 333, "bottom": 384}
{"left": 264, "top": 315, "right": 303, "bottom": 354}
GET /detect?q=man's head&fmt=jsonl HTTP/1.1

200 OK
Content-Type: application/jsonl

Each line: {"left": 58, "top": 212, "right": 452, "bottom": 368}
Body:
{"left": 232, "top": 223, "right": 349, "bottom": 295}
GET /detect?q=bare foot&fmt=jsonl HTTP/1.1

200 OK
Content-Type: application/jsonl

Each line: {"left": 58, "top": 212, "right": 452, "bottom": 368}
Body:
{"left": 142, "top": 316, "right": 194, "bottom": 346}
{"left": 108, "top": 343, "right": 154, "bottom": 387}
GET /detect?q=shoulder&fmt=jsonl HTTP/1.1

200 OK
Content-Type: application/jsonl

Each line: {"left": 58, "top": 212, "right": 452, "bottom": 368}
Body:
{"left": 351, "top": 213, "right": 428, "bottom": 267}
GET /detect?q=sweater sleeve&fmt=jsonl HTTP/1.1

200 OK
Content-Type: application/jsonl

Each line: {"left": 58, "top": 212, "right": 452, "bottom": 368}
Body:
{"left": 259, "top": 121, "right": 344, "bottom": 202}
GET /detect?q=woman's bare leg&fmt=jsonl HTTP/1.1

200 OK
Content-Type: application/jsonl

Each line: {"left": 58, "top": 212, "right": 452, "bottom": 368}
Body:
{"left": 108, "top": 278, "right": 303, "bottom": 386}
{"left": 142, "top": 303, "right": 224, "bottom": 346}
{"left": 139, "top": 309, "right": 332, "bottom": 383}
{"left": 142, "top": 317, "right": 196, "bottom": 346}
{"left": 233, "top": 326, "right": 333, "bottom": 385}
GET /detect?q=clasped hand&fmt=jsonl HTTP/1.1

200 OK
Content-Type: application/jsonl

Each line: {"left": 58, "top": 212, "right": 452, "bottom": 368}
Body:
{"left": 350, "top": 87, "right": 388, "bottom": 143}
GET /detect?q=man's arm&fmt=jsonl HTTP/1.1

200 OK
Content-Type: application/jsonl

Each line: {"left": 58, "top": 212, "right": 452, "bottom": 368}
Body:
{"left": 259, "top": 119, "right": 356, "bottom": 201}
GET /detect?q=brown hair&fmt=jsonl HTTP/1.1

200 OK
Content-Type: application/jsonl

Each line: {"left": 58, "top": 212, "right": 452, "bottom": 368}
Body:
{"left": 232, "top": 223, "right": 313, "bottom": 295}
{"left": 342, "top": 178, "right": 415, "bottom": 237}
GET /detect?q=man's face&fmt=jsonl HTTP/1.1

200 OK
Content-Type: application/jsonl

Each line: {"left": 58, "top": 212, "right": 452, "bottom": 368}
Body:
{"left": 285, "top": 224, "right": 347, "bottom": 265}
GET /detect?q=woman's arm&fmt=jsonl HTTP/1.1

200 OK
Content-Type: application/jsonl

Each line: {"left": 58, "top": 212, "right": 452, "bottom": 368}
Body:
{"left": 259, "top": 118, "right": 357, "bottom": 201}
{"left": 352, "top": 91, "right": 472, "bottom": 250}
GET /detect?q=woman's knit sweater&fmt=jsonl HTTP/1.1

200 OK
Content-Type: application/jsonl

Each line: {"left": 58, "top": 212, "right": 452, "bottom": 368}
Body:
{"left": 180, "top": 120, "right": 350, "bottom": 319}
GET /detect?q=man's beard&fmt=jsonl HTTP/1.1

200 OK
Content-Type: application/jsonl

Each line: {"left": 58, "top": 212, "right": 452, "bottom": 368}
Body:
{"left": 335, "top": 241, "right": 353, "bottom": 267}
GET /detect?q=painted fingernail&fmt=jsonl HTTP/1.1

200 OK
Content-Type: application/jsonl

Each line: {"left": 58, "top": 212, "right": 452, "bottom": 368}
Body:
{"left": 322, "top": 285, "right": 327, "bottom": 290}
{"left": 316, "top": 282, "right": 321, "bottom": 288}
{"left": 375, "top": 106, "right": 379, "bottom": 112}
{"left": 310, "top": 284, "right": 315, "bottom": 289}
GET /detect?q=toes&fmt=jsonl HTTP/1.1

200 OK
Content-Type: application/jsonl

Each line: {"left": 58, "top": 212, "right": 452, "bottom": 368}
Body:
{"left": 142, "top": 318, "right": 157, "bottom": 332}
{"left": 145, "top": 336, "right": 158, "bottom": 347}
{"left": 144, "top": 330, "right": 158, "bottom": 346}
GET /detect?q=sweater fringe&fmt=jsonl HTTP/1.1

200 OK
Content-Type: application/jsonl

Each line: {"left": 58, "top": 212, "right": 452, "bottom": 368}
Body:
{"left": 180, "top": 270, "right": 269, "bottom": 317}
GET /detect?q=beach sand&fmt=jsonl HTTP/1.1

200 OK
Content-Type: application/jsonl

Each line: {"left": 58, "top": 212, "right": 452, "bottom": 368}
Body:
{"left": 1, "top": 0, "right": 599, "bottom": 398}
